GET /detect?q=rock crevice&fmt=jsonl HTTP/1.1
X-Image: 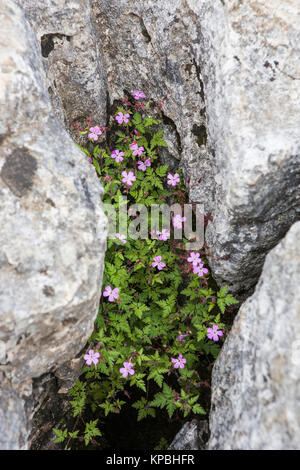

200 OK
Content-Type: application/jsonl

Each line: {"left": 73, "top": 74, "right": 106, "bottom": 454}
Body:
{"left": 1, "top": 0, "right": 300, "bottom": 450}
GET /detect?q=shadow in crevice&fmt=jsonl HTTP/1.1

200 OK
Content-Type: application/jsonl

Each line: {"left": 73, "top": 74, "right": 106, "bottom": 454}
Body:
{"left": 41, "top": 33, "right": 71, "bottom": 58}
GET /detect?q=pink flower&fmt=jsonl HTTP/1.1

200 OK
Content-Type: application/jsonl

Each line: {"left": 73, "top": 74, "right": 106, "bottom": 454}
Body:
{"left": 156, "top": 229, "right": 170, "bottom": 241}
{"left": 131, "top": 90, "right": 146, "bottom": 100}
{"left": 172, "top": 214, "right": 186, "bottom": 229}
{"left": 176, "top": 333, "right": 189, "bottom": 342}
{"left": 122, "top": 170, "right": 136, "bottom": 186}
{"left": 137, "top": 159, "right": 151, "bottom": 171}
{"left": 138, "top": 161, "right": 147, "bottom": 171}
{"left": 171, "top": 354, "right": 186, "bottom": 369}
{"left": 130, "top": 142, "right": 138, "bottom": 150}
{"left": 187, "top": 252, "right": 202, "bottom": 266}
{"left": 192, "top": 263, "right": 203, "bottom": 273}
{"left": 130, "top": 142, "right": 144, "bottom": 156}
{"left": 111, "top": 149, "right": 124, "bottom": 163}
{"left": 84, "top": 349, "right": 100, "bottom": 367}
{"left": 152, "top": 255, "right": 166, "bottom": 270}
{"left": 193, "top": 265, "right": 208, "bottom": 277}
{"left": 88, "top": 126, "right": 102, "bottom": 141}
{"left": 120, "top": 361, "right": 135, "bottom": 378}
{"left": 167, "top": 173, "right": 180, "bottom": 187}
{"left": 115, "top": 112, "right": 130, "bottom": 125}
{"left": 113, "top": 233, "right": 127, "bottom": 244}
{"left": 103, "top": 286, "right": 119, "bottom": 302}
{"left": 207, "top": 325, "right": 223, "bottom": 342}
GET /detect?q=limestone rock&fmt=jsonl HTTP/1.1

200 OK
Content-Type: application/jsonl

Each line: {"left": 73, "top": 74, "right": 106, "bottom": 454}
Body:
{"left": 1, "top": 0, "right": 300, "bottom": 450}
{"left": 90, "top": 0, "right": 211, "bottom": 206}
{"left": 20, "top": 0, "right": 107, "bottom": 134}
{"left": 188, "top": 0, "right": 300, "bottom": 294}
{"left": 0, "top": 0, "right": 107, "bottom": 449}
{"left": 90, "top": 0, "right": 300, "bottom": 295}
{"left": 208, "top": 222, "right": 300, "bottom": 450}
{"left": 169, "top": 420, "right": 209, "bottom": 451}
{"left": 0, "top": 376, "right": 28, "bottom": 450}
{"left": 16, "top": 0, "right": 298, "bottom": 297}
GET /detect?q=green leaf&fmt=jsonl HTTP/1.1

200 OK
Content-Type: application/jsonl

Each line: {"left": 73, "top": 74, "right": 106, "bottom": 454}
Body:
{"left": 84, "top": 420, "right": 102, "bottom": 446}
{"left": 133, "top": 112, "right": 142, "bottom": 124}
{"left": 225, "top": 294, "right": 239, "bottom": 306}
{"left": 192, "top": 404, "right": 206, "bottom": 415}
{"left": 93, "top": 159, "right": 101, "bottom": 175}
{"left": 218, "top": 285, "right": 228, "bottom": 298}
{"left": 53, "top": 429, "right": 68, "bottom": 443}
{"left": 148, "top": 369, "right": 166, "bottom": 387}
{"left": 217, "top": 297, "right": 226, "bottom": 314}
{"left": 150, "top": 130, "right": 167, "bottom": 150}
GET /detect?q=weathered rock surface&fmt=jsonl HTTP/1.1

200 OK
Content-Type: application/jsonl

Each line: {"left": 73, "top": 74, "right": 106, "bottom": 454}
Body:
{"left": 0, "top": 0, "right": 107, "bottom": 449}
{"left": 90, "top": 0, "right": 210, "bottom": 206}
{"left": 169, "top": 420, "right": 209, "bottom": 451}
{"left": 1, "top": 0, "right": 300, "bottom": 450}
{"left": 0, "top": 377, "right": 28, "bottom": 450}
{"left": 208, "top": 222, "right": 300, "bottom": 450}
{"left": 20, "top": 0, "right": 107, "bottom": 135}
{"left": 89, "top": 0, "right": 300, "bottom": 296}
{"left": 190, "top": 0, "right": 300, "bottom": 294}
{"left": 13, "top": 0, "right": 299, "bottom": 297}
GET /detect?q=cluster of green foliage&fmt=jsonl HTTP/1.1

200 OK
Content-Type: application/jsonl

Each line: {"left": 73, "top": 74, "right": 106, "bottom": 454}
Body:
{"left": 54, "top": 96, "right": 238, "bottom": 449}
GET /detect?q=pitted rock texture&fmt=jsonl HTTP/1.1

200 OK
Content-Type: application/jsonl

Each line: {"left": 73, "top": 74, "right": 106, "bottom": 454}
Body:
{"left": 0, "top": 377, "right": 28, "bottom": 450}
{"left": 169, "top": 420, "right": 209, "bottom": 451}
{"left": 16, "top": 0, "right": 300, "bottom": 297}
{"left": 90, "top": 0, "right": 211, "bottom": 208}
{"left": 91, "top": 0, "right": 299, "bottom": 295}
{"left": 0, "top": 0, "right": 107, "bottom": 449}
{"left": 20, "top": 0, "right": 107, "bottom": 135}
{"left": 188, "top": 0, "right": 300, "bottom": 294}
{"left": 208, "top": 222, "right": 300, "bottom": 450}
{"left": 1, "top": 0, "right": 300, "bottom": 450}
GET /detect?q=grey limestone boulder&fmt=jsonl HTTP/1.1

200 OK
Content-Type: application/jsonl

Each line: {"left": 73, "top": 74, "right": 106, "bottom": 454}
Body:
{"left": 189, "top": 0, "right": 300, "bottom": 294}
{"left": 208, "top": 222, "right": 300, "bottom": 450}
{"left": 169, "top": 420, "right": 209, "bottom": 451}
{"left": 20, "top": 0, "right": 108, "bottom": 134}
{"left": 0, "top": 0, "right": 107, "bottom": 449}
